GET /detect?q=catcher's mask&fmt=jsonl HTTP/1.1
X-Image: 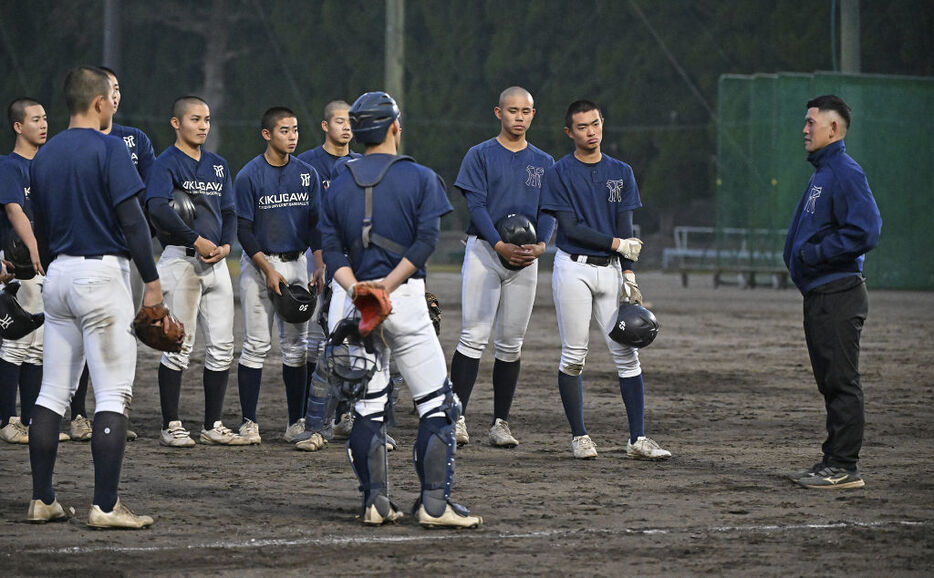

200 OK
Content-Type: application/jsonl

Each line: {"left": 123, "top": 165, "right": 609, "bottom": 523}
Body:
{"left": 325, "top": 315, "right": 380, "bottom": 403}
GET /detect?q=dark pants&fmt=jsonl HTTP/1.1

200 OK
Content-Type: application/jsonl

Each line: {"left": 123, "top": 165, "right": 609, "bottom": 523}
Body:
{"left": 803, "top": 276, "right": 868, "bottom": 470}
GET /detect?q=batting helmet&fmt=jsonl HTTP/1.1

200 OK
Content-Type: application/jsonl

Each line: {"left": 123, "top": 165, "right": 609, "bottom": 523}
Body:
{"left": 325, "top": 315, "right": 379, "bottom": 403}
{"left": 0, "top": 282, "right": 44, "bottom": 340}
{"left": 608, "top": 303, "right": 659, "bottom": 348}
{"left": 3, "top": 232, "right": 35, "bottom": 280}
{"left": 268, "top": 282, "right": 316, "bottom": 324}
{"left": 150, "top": 187, "right": 196, "bottom": 238}
{"left": 349, "top": 91, "right": 400, "bottom": 145}
{"left": 495, "top": 213, "right": 537, "bottom": 270}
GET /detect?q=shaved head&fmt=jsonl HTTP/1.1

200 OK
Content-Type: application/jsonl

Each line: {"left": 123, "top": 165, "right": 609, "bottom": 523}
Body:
{"left": 172, "top": 95, "right": 209, "bottom": 120}
{"left": 498, "top": 86, "right": 533, "bottom": 107}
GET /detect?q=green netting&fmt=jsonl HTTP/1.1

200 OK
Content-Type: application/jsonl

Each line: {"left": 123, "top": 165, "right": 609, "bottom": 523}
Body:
{"left": 717, "top": 72, "right": 934, "bottom": 289}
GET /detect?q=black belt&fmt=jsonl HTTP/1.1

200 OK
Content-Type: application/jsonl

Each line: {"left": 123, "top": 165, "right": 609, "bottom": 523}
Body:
{"left": 569, "top": 253, "right": 616, "bottom": 267}
{"left": 185, "top": 247, "right": 196, "bottom": 257}
{"left": 268, "top": 251, "right": 302, "bottom": 262}
{"left": 84, "top": 255, "right": 104, "bottom": 260}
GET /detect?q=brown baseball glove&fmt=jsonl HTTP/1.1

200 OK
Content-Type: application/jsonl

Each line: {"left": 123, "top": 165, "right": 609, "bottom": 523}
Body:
{"left": 132, "top": 303, "right": 185, "bottom": 352}
{"left": 352, "top": 282, "right": 392, "bottom": 337}
{"left": 425, "top": 291, "right": 442, "bottom": 335}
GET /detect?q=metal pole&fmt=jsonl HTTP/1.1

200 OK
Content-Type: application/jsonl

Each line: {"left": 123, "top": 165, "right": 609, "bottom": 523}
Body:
{"left": 385, "top": 0, "right": 404, "bottom": 151}
{"left": 102, "top": 0, "right": 121, "bottom": 72}
{"left": 840, "top": 0, "right": 860, "bottom": 73}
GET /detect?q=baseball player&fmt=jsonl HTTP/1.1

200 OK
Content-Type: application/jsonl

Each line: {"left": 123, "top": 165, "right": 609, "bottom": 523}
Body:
{"left": 0, "top": 97, "right": 56, "bottom": 444}
{"left": 319, "top": 91, "right": 481, "bottom": 527}
{"left": 146, "top": 95, "right": 246, "bottom": 447}
{"left": 449, "top": 86, "right": 555, "bottom": 448}
{"left": 541, "top": 100, "right": 670, "bottom": 460}
{"left": 67, "top": 66, "right": 156, "bottom": 443}
{"left": 27, "top": 66, "right": 161, "bottom": 527}
{"left": 235, "top": 106, "right": 322, "bottom": 444}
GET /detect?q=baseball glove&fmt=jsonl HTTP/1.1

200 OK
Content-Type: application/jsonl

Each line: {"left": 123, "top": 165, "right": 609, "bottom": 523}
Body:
{"left": 132, "top": 303, "right": 185, "bottom": 352}
{"left": 425, "top": 291, "right": 442, "bottom": 335}
{"left": 352, "top": 282, "right": 392, "bottom": 337}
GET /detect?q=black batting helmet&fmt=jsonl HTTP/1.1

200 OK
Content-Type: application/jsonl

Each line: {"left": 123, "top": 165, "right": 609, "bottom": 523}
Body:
{"left": 349, "top": 91, "right": 400, "bottom": 145}
{"left": 268, "top": 282, "right": 316, "bottom": 324}
{"left": 3, "top": 232, "right": 35, "bottom": 280}
{"left": 494, "top": 213, "right": 537, "bottom": 270}
{"left": 150, "top": 187, "right": 197, "bottom": 239}
{"left": 0, "top": 282, "right": 44, "bottom": 340}
{"left": 608, "top": 303, "right": 659, "bottom": 348}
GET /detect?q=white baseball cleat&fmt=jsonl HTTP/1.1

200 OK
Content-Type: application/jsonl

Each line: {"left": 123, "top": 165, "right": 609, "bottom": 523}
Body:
{"left": 87, "top": 499, "right": 154, "bottom": 529}
{"left": 201, "top": 421, "right": 250, "bottom": 445}
{"left": 454, "top": 415, "right": 469, "bottom": 446}
{"left": 362, "top": 499, "right": 403, "bottom": 526}
{"left": 57, "top": 431, "right": 71, "bottom": 442}
{"left": 283, "top": 418, "right": 306, "bottom": 443}
{"left": 415, "top": 502, "right": 482, "bottom": 529}
{"left": 294, "top": 432, "right": 327, "bottom": 452}
{"left": 27, "top": 498, "right": 74, "bottom": 523}
{"left": 69, "top": 415, "right": 93, "bottom": 441}
{"left": 488, "top": 418, "right": 518, "bottom": 448}
{"left": 0, "top": 416, "right": 29, "bottom": 444}
{"left": 626, "top": 436, "right": 672, "bottom": 460}
{"left": 160, "top": 420, "right": 196, "bottom": 448}
{"left": 332, "top": 412, "right": 354, "bottom": 440}
{"left": 571, "top": 435, "right": 598, "bottom": 459}
{"left": 238, "top": 419, "right": 262, "bottom": 444}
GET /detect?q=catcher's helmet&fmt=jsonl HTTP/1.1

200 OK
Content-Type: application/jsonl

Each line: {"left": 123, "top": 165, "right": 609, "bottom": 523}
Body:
{"left": 268, "top": 282, "right": 315, "bottom": 324}
{"left": 3, "top": 232, "right": 35, "bottom": 280}
{"left": 494, "top": 213, "right": 537, "bottom": 270}
{"left": 325, "top": 316, "right": 379, "bottom": 403}
{"left": 0, "top": 282, "right": 44, "bottom": 340}
{"left": 349, "top": 91, "right": 400, "bottom": 145}
{"left": 608, "top": 303, "right": 659, "bottom": 348}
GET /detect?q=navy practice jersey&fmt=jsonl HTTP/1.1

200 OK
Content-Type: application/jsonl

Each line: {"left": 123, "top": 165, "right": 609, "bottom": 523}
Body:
{"left": 320, "top": 154, "right": 452, "bottom": 280}
{"left": 0, "top": 152, "right": 34, "bottom": 239}
{"left": 455, "top": 138, "right": 554, "bottom": 236}
{"left": 30, "top": 128, "right": 143, "bottom": 257}
{"left": 145, "top": 146, "right": 235, "bottom": 245}
{"left": 235, "top": 154, "right": 321, "bottom": 254}
{"left": 541, "top": 153, "right": 642, "bottom": 256}
{"left": 297, "top": 146, "right": 361, "bottom": 191}
{"left": 111, "top": 123, "right": 156, "bottom": 181}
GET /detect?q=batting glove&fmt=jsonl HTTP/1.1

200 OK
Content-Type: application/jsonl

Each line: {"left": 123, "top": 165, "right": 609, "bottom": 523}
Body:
{"left": 621, "top": 271, "right": 643, "bottom": 305}
{"left": 614, "top": 238, "right": 643, "bottom": 261}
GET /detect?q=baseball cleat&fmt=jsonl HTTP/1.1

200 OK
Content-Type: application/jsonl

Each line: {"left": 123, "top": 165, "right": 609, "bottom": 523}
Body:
{"left": 362, "top": 498, "right": 403, "bottom": 526}
{"left": 0, "top": 416, "right": 30, "bottom": 444}
{"left": 488, "top": 418, "right": 518, "bottom": 448}
{"left": 332, "top": 412, "right": 354, "bottom": 440}
{"left": 68, "top": 415, "right": 93, "bottom": 441}
{"left": 57, "top": 431, "right": 71, "bottom": 442}
{"left": 626, "top": 436, "right": 671, "bottom": 460}
{"left": 238, "top": 419, "right": 262, "bottom": 444}
{"left": 415, "top": 502, "right": 482, "bottom": 529}
{"left": 571, "top": 435, "right": 598, "bottom": 459}
{"left": 160, "top": 420, "right": 196, "bottom": 448}
{"left": 385, "top": 433, "right": 397, "bottom": 452}
{"left": 201, "top": 421, "right": 251, "bottom": 445}
{"left": 454, "top": 415, "right": 469, "bottom": 446}
{"left": 125, "top": 429, "right": 138, "bottom": 442}
{"left": 786, "top": 462, "right": 826, "bottom": 481}
{"left": 87, "top": 499, "right": 154, "bottom": 529}
{"left": 294, "top": 431, "right": 327, "bottom": 452}
{"left": 283, "top": 418, "right": 306, "bottom": 443}
{"left": 794, "top": 465, "right": 865, "bottom": 489}
{"left": 27, "top": 498, "right": 74, "bottom": 523}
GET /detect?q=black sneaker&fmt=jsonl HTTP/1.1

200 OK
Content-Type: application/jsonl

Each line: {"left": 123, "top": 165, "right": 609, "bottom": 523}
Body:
{"left": 786, "top": 461, "right": 826, "bottom": 481}
{"left": 794, "top": 465, "right": 865, "bottom": 489}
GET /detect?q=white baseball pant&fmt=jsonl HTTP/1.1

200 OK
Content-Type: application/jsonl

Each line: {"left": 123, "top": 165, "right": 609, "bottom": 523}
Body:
{"left": 0, "top": 275, "right": 44, "bottom": 366}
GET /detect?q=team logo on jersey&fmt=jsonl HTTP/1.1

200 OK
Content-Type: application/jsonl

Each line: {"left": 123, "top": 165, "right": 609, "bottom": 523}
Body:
{"left": 300, "top": 173, "right": 311, "bottom": 187}
{"left": 123, "top": 135, "right": 135, "bottom": 148}
{"left": 606, "top": 179, "right": 626, "bottom": 202}
{"left": 213, "top": 165, "right": 225, "bottom": 178}
{"left": 258, "top": 191, "right": 309, "bottom": 209}
{"left": 525, "top": 165, "right": 544, "bottom": 188}
{"left": 23, "top": 186, "right": 30, "bottom": 199}
{"left": 322, "top": 179, "right": 331, "bottom": 190}
{"left": 181, "top": 180, "right": 224, "bottom": 196}
{"left": 805, "top": 185, "right": 822, "bottom": 214}
{"left": 130, "top": 152, "right": 139, "bottom": 166}
{"left": 0, "top": 315, "right": 12, "bottom": 330}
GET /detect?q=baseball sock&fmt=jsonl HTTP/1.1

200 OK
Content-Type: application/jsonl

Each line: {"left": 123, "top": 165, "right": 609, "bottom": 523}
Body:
{"left": 558, "top": 371, "right": 586, "bottom": 437}
{"left": 203, "top": 368, "right": 229, "bottom": 429}
{"left": 618, "top": 375, "right": 645, "bottom": 443}
{"left": 450, "top": 351, "right": 480, "bottom": 413}
{"left": 237, "top": 364, "right": 262, "bottom": 423}
{"left": 158, "top": 363, "right": 183, "bottom": 429}
{"left": 90, "top": 411, "right": 127, "bottom": 512}
{"left": 19, "top": 363, "right": 42, "bottom": 425}
{"left": 0, "top": 359, "right": 20, "bottom": 427}
{"left": 492, "top": 358, "right": 520, "bottom": 423}
{"left": 70, "top": 364, "right": 90, "bottom": 419}
{"left": 28, "top": 405, "right": 60, "bottom": 503}
{"left": 303, "top": 361, "right": 316, "bottom": 416}
{"left": 283, "top": 364, "right": 307, "bottom": 426}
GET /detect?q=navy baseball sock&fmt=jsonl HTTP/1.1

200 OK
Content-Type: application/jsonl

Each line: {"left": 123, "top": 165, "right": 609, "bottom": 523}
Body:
{"left": 28, "top": 405, "right": 60, "bottom": 503}
{"left": 203, "top": 368, "right": 229, "bottom": 429}
{"left": 283, "top": 364, "right": 307, "bottom": 426}
{"left": 158, "top": 363, "right": 183, "bottom": 429}
{"left": 558, "top": 371, "right": 586, "bottom": 437}
{"left": 492, "top": 358, "right": 520, "bottom": 423}
{"left": 70, "top": 364, "right": 90, "bottom": 419}
{"left": 618, "top": 375, "right": 646, "bottom": 443}
{"left": 237, "top": 364, "right": 262, "bottom": 423}
{"left": 91, "top": 411, "right": 127, "bottom": 512}
{"left": 450, "top": 351, "right": 480, "bottom": 413}
{"left": 19, "top": 363, "right": 42, "bottom": 425}
{"left": 0, "top": 359, "right": 20, "bottom": 427}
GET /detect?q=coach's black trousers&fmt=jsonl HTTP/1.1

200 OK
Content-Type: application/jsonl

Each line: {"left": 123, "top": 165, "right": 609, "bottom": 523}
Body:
{"left": 803, "top": 276, "right": 868, "bottom": 470}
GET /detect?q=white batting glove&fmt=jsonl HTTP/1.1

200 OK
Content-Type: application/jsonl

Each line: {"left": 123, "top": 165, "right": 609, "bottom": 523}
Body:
{"left": 621, "top": 271, "right": 643, "bottom": 305}
{"left": 614, "top": 238, "right": 643, "bottom": 261}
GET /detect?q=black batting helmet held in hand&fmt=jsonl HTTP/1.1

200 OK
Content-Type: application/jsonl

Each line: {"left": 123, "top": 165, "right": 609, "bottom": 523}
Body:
{"left": 494, "top": 213, "right": 537, "bottom": 270}
{"left": 0, "top": 282, "right": 44, "bottom": 340}
{"left": 150, "top": 187, "right": 197, "bottom": 239}
{"left": 268, "top": 282, "right": 316, "bottom": 324}
{"left": 608, "top": 303, "right": 659, "bottom": 348}
{"left": 3, "top": 232, "right": 35, "bottom": 280}
{"left": 349, "top": 91, "right": 400, "bottom": 145}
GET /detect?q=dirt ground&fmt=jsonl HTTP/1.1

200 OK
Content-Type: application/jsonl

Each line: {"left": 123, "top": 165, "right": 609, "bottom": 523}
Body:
{"left": 1, "top": 269, "right": 932, "bottom": 576}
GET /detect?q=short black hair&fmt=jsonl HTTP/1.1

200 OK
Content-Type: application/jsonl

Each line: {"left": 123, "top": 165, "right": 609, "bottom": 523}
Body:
{"left": 7, "top": 97, "right": 41, "bottom": 131}
{"left": 323, "top": 100, "right": 350, "bottom": 122}
{"left": 807, "top": 94, "right": 851, "bottom": 129}
{"left": 64, "top": 66, "right": 110, "bottom": 115}
{"left": 97, "top": 65, "right": 118, "bottom": 79}
{"left": 172, "top": 95, "right": 209, "bottom": 119}
{"left": 261, "top": 106, "right": 296, "bottom": 132}
{"left": 565, "top": 99, "right": 602, "bottom": 129}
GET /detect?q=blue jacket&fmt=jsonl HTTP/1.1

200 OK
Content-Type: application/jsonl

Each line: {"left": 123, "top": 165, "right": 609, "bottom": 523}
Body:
{"left": 783, "top": 140, "right": 882, "bottom": 295}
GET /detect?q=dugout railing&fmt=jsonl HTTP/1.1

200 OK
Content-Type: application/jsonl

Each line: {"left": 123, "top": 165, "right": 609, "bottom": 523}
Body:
{"left": 662, "top": 226, "right": 789, "bottom": 289}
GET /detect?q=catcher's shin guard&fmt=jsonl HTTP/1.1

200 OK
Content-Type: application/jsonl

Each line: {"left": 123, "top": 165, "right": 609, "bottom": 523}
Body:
{"left": 413, "top": 382, "right": 460, "bottom": 518}
{"left": 305, "top": 358, "right": 337, "bottom": 438}
{"left": 346, "top": 413, "right": 390, "bottom": 515}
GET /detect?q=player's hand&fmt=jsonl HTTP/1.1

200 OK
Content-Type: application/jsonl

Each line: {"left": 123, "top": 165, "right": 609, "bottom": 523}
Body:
{"left": 495, "top": 241, "right": 533, "bottom": 268}
{"left": 613, "top": 237, "right": 643, "bottom": 261}
{"left": 0, "top": 260, "right": 14, "bottom": 284}
{"left": 621, "top": 270, "right": 643, "bottom": 305}
{"left": 142, "top": 280, "right": 164, "bottom": 307}
{"left": 309, "top": 266, "right": 325, "bottom": 292}
{"left": 201, "top": 243, "right": 230, "bottom": 264}
{"left": 521, "top": 242, "right": 547, "bottom": 261}
{"left": 28, "top": 247, "right": 45, "bottom": 277}
{"left": 193, "top": 236, "right": 218, "bottom": 260}
{"left": 264, "top": 268, "right": 288, "bottom": 295}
